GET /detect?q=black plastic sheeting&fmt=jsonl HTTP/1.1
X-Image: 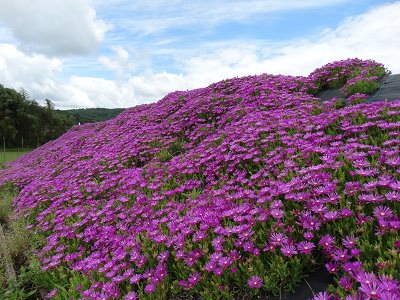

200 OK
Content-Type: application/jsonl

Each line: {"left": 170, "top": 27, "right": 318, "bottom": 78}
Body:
{"left": 316, "top": 87, "right": 345, "bottom": 102}
{"left": 265, "top": 268, "right": 334, "bottom": 300}
{"left": 316, "top": 74, "right": 400, "bottom": 103}
{"left": 368, "top": 74, "right": 400, "bottom": 102}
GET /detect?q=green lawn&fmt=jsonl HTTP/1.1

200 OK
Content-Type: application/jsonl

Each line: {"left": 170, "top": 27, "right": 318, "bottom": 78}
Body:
{"left": 0, "top": 150, "right": 30, "bottom": 164}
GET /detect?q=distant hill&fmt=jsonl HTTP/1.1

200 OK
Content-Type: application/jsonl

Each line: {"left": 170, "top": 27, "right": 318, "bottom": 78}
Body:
{"left": 57, "top": 108, "right": 124, "bottom": 124}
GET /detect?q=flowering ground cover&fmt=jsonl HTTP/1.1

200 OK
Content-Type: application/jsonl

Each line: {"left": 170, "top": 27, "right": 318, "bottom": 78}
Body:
{"left": 0, "top": 58, "right": 399, "bottom": 299}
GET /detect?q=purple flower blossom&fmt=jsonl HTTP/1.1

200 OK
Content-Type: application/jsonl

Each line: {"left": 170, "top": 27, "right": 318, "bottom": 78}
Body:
{"left": 303, "top": 231, "right": 314, "bottom": 240}
{"left": 379, "top": 275, "right": 399, "bottom": 292}
{"left": 281, "top": 245, "right": 298, "bottom": 256}
{"left": 343, "top": 235, "right": 357, "bottom": 249}
{"left": 359, "top": 281, "right": 383, "bottom": 298}
{"left": 324, "top": 210, "right": 339, "bottom": 221}
{"left": 373, "top": 206, "right": 393, "bottom": 219}
{"left": 270, "top": 208, "right": 285, "bottom": 219}
{"left": 339, "top": 276, "right": 353, "bottom": 291}
{"left": 358, "top": 193, "right": 385, "bottom": 203}
{"left": 218, "top": 256, "right": 232, "bottom": 268}
{"left": 313, "top": 291, "right": 332, "bottom": 300}
{"left": 319, "top": 234, "right": 335, "bottom": 249}
{"left": 325, "top": 262, "right": 338, "bottom": 273}
{"left": 248, "top": 276, "right": 263, "bottom": 289}
{"left": 124, "top": 291, "right": 137, "bottom": 300}
{"left": 356, "top": 271, "right": 377, "bottom": 285}
{"left": 270, "top": 232, "right": 289, "bottom": 246}
{"left": 297, "top": 241, "right": 315, "bottom": 254}
{"left": 144, "top": 283, "right": 156, "bottom": 294}
{"left": 46, "top": 289, "right": 58, "bottom": 299}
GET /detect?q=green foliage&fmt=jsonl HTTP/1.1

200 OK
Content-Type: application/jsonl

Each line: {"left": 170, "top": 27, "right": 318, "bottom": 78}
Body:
{"left": 57, "top": 108, "right": 124, "bottom": 124}
{"left": 344, "top": 79, "right": 380, "bottom": 96}
{"left": 0, "top": 84, "right": 75, "bottom": 148}
{"left": 332, "top": 98, "right": 345, "bottom": 109}
{"left": 0, "top": 186, "right": 52, "bottom": 299}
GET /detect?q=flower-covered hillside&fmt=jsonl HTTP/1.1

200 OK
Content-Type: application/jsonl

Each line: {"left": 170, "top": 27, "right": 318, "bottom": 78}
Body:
{"left": 0, "top": 59, "right": 399, "bottom": 300}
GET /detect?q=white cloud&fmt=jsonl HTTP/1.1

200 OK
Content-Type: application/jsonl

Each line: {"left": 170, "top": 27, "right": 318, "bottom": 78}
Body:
{"left": 0, "top": 44, "right": 62, "bottom": 87}
{"left": 98, "top": 46, "right": 135, "bottom": 79}
{"left": 0, "top": 0, "right": 110, "bottom": 55}
{"left": 99, "top": 0, "right": 348, "bottom": 35}
{"left": 177, "top": 1, "right": 400, "bottom": 83}
{"left": 1, "top": 2, "right": 399, "bottom": 109}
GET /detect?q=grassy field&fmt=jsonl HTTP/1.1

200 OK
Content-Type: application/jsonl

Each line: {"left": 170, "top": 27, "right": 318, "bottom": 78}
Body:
{"left": 0, "top": 150, "right": 30, "bottom": 164}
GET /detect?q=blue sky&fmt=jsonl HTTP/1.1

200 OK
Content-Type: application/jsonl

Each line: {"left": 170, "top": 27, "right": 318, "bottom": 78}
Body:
{"left": 0, "top": 0, "right": 399, "bottom": 108}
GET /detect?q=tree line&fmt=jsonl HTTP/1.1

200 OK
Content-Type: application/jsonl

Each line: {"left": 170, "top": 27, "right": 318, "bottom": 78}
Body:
{"left": 1, "top": 84, "right": 125, "bottom": 149}
{"left": 0, "top": 84, "right": 75, "bottom": 149}
{"left": 57, "top": 107, "right": 124, "bottom": 124}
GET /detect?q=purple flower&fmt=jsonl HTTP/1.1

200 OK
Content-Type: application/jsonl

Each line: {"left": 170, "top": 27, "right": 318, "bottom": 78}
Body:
{"left": 324, "top": 210, "right": 339, "bottom": 221}
{"left": 270, "top": 209, "right": 284, "bottom": 219}
{"left": 248, "top": 275, "right": 263, "bottom": 289}
{"left": 157, "top": 251, "right": 170, "bottom": 262}
{"left": 129, "top": 274, "right": 141, "bottom": 284}
{"left": 343, "top": 235, "right": 357, "bottom": 249}
{"left": 229, "top": 249, "right": 241, "bottom": 261}
{"left": 340, "top": 207, "right": 353, "bottom": 217}
{"left": 313, "top": 291, "right": 332, "bottom": 300}
{"left": 350, "top": 248, "right": 361, "bottom": 257}
{"left": 325, "top": 262, "right": 338, "bottom": 273}
{"left": 380, "top": 291, "right": 399, "bottom": 300}
{"left": 339, "top": 276, "right": 353, "bottom": 291}
{"left": 218, "top": 256, "right": 232, "bottom": 268}
{"left": 124, "top": 291, "right": 137, "bottom": 300}
{"left": 187, "top": 272, "right": 202, "bottom": 286}
{"left": 212, "top": 236, "right": 225, "bottom": 251}
{"left": 344, "top": 182, "right": 362, "bottom": 195}
{"left": 243, "top": 241, "right": 255, "bottom": 252}
{"left": 379, "top": 275, "right": 399, "bottom": 292}
{"left": 213, "top": 267, "right": 223, "bottom": 276}
{"left": 355, "top": 168, "right": 379, "bottom": 177}
{"left": 319, "top": 234, "right": 335, "bottom": 249}
{"left": 303, "top": 231, "right": 314, "bottom": 240}
{"left": 359, "top": 281, "right": 383, "bottom": 298}
{"left": 270, "top": 232, "right": 288, "bottom": 246}
{"left": 333, "top": 249, "right": 350, "bottom": 262}
{"left": 356, "top": 271, "right": 377, "bottom": 285}
{"left": 205, "top": 261, "right": 216, "bottom": 272}
{"left": 46, "top": 289, "right": 58, "bottom": 299}
{"left": 358, "top": 193, "right": 385, "bottom": 203}
{"left": 144, "top": 283, "right": 156, "bottom": 294}
{"left": 297, "top": 241, "right": 315, "bottom": 254}
{"left": 373, "top": 206, "right": 393, "bottom": 219}
{"left": 270, "top": 200, "right": 283, "bottom": 209}
{"left": 281, "top": 245, "right": 297, "bottom": 257}
{"left": 385, "top": 191, "right": 400, "bottom": 201}
{"left": 342, "top": 261, "right": 363, "bottom": 274}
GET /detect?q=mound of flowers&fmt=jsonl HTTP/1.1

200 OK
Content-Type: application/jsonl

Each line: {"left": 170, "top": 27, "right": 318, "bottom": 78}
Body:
{"left": 0, "top": 59, "right": 399, "bottom": 300}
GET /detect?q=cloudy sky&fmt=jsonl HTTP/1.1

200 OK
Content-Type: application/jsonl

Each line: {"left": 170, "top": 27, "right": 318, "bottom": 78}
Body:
{"left": 0, "top": 0, "right": 399, "bottom": 109}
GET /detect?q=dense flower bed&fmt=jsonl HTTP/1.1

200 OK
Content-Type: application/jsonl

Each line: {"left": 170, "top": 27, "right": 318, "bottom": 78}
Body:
{"left": 0, "top": 59, "right": 399, "bottom": 300}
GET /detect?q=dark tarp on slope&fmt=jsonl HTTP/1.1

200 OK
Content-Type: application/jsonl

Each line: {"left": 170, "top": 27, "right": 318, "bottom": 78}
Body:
{"left": 315, "top": 74, "right": 400, "bottom": 103}
{"left": 368, "top": 74, "right": 400, "bottom": 102}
